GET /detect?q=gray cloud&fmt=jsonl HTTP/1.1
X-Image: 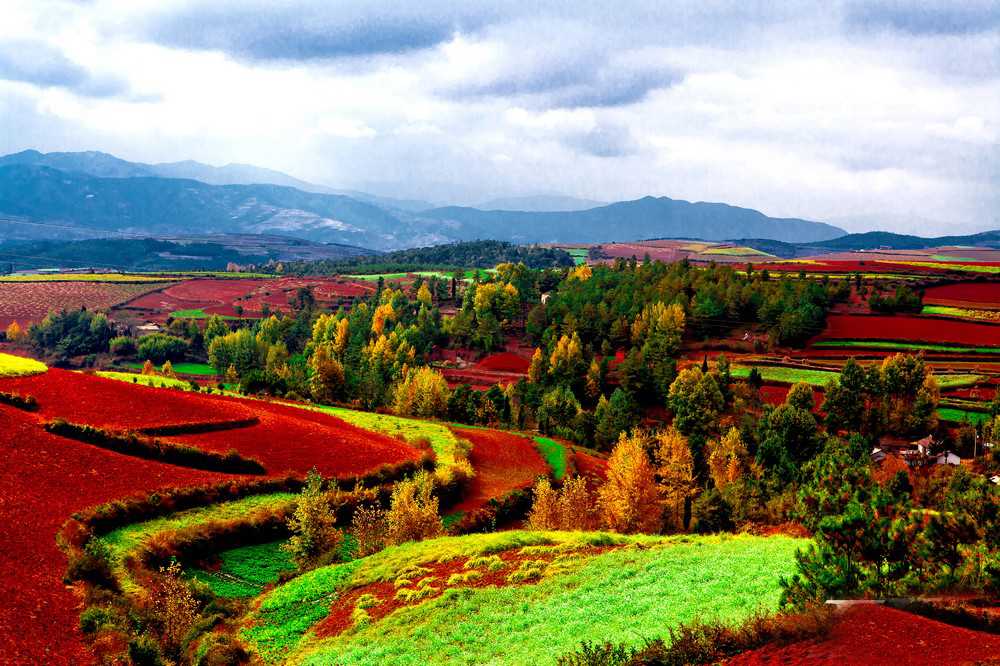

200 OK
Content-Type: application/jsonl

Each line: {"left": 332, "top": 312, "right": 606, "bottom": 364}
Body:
{"left": 0, "top": 39, "right": 130, "bottom": 98}
{"left": 845, "top": 0, "right": 1000, "bottom": 35}
{"left": 564, "top": 124, "right": 638, "bottom": 158}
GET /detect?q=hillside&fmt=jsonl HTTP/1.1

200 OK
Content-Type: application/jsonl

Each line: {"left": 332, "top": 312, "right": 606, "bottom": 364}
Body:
{"left": 421, "top": 196, "right": 846, "bottom": 244}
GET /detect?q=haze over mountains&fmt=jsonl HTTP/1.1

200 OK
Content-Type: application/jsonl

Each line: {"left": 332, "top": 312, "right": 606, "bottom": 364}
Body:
{"left": 0, "top": 150, "right": 851, "bottom": 250}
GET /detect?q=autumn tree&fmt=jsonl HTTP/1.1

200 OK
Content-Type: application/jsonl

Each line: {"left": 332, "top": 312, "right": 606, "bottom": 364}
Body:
{"left": 147, "top": 560, "right": 199, "bottom": 657}
{"left": 559, "top": 475, "right": 599, "bottom": 530}
{"left": 161, "top": 360, "right": 176, "bottom": 378}
{"left": 527, "top": 478, "right": 560, "bottom": 530}
{"left": 416, "top": 282, "right": 433, "bottom": 307}
{"left": 706, "top": 427, "right": 751, "bottom": 491}
{"left": 656, "top": 427, "right": 697, "bottom": 531}
{"left": 4, "top": 321, "right": 26, "bottom": 343}
{"left": 528, "top": 347, "right": 547, "bottom": 384}
{"left": 309, "top": 343, "right": 345, "bottom": 404}
{"left": 599, "top": 430, "right": 662, "bottom": 533}
{"left": 283, "top": 468, "right": 343, "bottom": 569}
{"left": 351, "top": 504, "right": 388, "bottom": 558}
{"left": 392, "top": 366, "right": 450, "bottom": 418}
{"left": 386, "top": 471, "right": 442, "bottom": 545}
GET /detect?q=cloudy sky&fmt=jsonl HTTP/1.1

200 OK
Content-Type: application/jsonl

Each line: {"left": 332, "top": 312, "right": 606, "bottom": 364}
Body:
{"left": 1, "top": 1, "right": 998, "bottom": 233}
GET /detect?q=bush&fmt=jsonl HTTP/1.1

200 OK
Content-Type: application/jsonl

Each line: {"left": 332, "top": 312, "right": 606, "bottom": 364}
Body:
{"left": 109, "top": 336, "right": 136, "bottom": 356}
{"left": 692, "top": 488, "right": 734, "bottom": 534}
{"left": 0, "top": 390, "right": 37, "bottom": 411}
{"left": 386, "top": 471, "right": 443, "bottom": 545}
{"left": 136, "top": 334, "right": 188, "bottom": 364}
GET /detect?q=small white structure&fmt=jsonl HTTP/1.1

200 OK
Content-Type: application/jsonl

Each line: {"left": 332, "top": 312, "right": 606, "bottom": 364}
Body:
{"left": 989, "top": 475, "right": 999, "bottom": 485}
{"left": 934, "top": 450, "right": 961, "bottom": 466}
{"left": 136, "top": 322, "right": 162, "bottom": 334}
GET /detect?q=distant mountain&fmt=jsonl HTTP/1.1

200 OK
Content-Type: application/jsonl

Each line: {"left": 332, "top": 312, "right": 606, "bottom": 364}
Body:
{"left": 737, "top": 230, "right": 1000, "bottom": 257}
{"left": 0, "top": 150, "right": 847, "bottom": 248}
{"left": 0, "top": 164, "right": 453, "bottom": 250}
{"left": 419, "top": 196, "right": 846, "bottom": 244}
{"left": 474, "top": 195, "right": 605, "bottom": 212}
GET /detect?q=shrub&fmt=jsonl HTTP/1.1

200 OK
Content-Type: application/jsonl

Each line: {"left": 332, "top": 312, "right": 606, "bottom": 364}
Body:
{"left": 351, "top": 504, "right": 388, "bottom": 558}
{"left": 386, "top": 471, "right": 443, "bottom": 545}
{"left": 109, "top": 336, "right": 136, "bottom": 356}
{"left": 0, "top": 390, "right": 37, "bottom": 411}
{"left": 137, "top": 334, "right": 188, "bottom": 364}
{"left": 283, "top": 469, "right": 344, "bottom": 569}
{"left": 692, "top": 488, "right": 734, "bottom": 534}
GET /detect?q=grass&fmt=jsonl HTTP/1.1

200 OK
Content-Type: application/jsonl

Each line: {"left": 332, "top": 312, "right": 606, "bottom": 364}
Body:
{"left": 189, "top": 541, "right": 297, "bottom": 598}
{"left": 95, "top": 370, "right": 193, "bottom": 389}
{"left": 565, "top": 248, "right": 589, "bottom": 266}
{"left": 921, "top": 305, "right": 1000, "bottom": 322}
{"left": 0, "top": 273, "right": 178, "bottom": 282}
{"left": 244, "top": 531, "right": 804, "bottom": 665}
{"left": 937, "top": 407, "right": 991, "bottom": 425}
{"left": 0, "top": 353, "right": 47, "bottom": 378}
{"left": 301, "top": 405, "right": 462, "bottom": 466}
{"left": 731, "top": 365, "right": 838, "bottom": 387}
{"left": 169, "top": 308, "right": 240, "bottom": 320}
{"left": 123, "top": 361, "right": 218, "bottom": 375}
{"left": 533, "top": 436, "right": 568, "bottom": 481}
{"left": 731, "top": 364, "right": 981, "bottom": 390}
{"left": 928, "top": 255, "right": 978, "bottom": 262}
{"left": 814, "top": 340, "right": 1000, "bottom": 354}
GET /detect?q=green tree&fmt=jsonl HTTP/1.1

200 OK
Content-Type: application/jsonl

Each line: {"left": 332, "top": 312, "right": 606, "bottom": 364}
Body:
{"left": 668, "top": 367, "right": 724, "bottom": 440}
{"left": 594, "top": 388, "right": 638, "bottom": 450}
{"left": 283, "top": 469, "right": 343, "bottom": 569}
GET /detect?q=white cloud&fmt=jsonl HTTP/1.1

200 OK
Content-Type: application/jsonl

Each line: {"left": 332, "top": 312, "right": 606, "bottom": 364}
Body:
{"left": 0, "top": 0, "right": 997, "bottom": 233}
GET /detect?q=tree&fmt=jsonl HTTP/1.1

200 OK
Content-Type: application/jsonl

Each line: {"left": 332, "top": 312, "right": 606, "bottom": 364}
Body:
{"left": 392, "top": 366, "right": 450, "bottom": 418}
{"left": 599, "top": 430, "right": 662, "bottom": 534}
{"left": 548, "top": 332, "right": 585, "bottom": 386}
{"left": 204, "top": 315, "right": 229, "bottom": 346}
{"left": 208, "top": 328, "right": 263, "bottom": 375}
{"left": 656, "top": 427, "right": 697, "bottom": 531}
{"left": 141, "top": 359, "right": 156, "bottom": 376}
{"left": 283, "top": 469, "right": 343, "bottom": 569}
{"left": 537, "top": 385, "right": 581, "bottom": 437}
{"left": 706, "top": 427, "right": 751, "bottom": 491}
{"left": 160, "top": 360, "right": 176, "bottom": 378}
{"left": 416, "top": 282, "right": 433, "bottom": 307}
{"left": 668, "top": 367, "right": 724, "bottom": 440}
{"left": 786, "top": 382, "right": 814, "bottom": 411}
{"left": 4, "top": 321, "right": 26, "bottom": 343}
{"left": 594, "top": 388, "right": 638, "bottom": 450}
{"left": 527, "top": 478, "right": 560, "bottom": 530}
{"left": 351, "top": 504, "right": 388, "bottom": 558}
{"left": 386, "top": 471, "right": 442, "bottom": 545}
{"left": 309, "top": 344, "right": 345, "bottom": 404}
{"left": 528, "top": 348, "right": 547, "bottom": 384}
{"left": 757, "top": 404, "right": 821, "bottom": 482}
{"left": 559, "top": 475, "right": 599, "bottom": 530}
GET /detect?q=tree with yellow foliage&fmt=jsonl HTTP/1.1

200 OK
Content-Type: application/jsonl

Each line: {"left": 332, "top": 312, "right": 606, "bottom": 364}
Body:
{"left": 386, "top": 471, "right": 442, "bottom": 545}
{"left": 416, "top": 282, "right": 433, "bottom": 307}
{"left": 4, "top": 321, "right": 26, "bottom": 344}
{"left": 141, "top": 359, "right": 156, "bottom": 376}
{"left": 528, "top": 347, "right": 547, "bottom": 384}
{"left": 548, "top": 332, "right": 584, "bottom": 384}
{"left": 568, "top": 263, "right": 592, "bottom": 281}
{"left": 309, "top": 343, "right": 344, "bottom": 404}
{"left": 598, "top": 429, "right": 662, "bottom": 534}
{"left": 655, "top": 427, "right": 697, "bottom": 531}
{"left": 161, "top": 360, "right": 176, "bottom": 378}
{"left": 392, "top": 366, "right": 450, "bottom": 417}
{"left": 706, "top": 427, "right": 751, "bottom": 492}
{"left": 526, "top": 478, "right": 560, "bottom": 530}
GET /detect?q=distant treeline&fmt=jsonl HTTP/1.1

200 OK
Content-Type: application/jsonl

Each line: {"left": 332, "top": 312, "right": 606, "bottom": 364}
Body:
{"left": 285, "top": 240, "right": 576, "bottom": 274}
{"left": 0, "top": 238, "right": 269, "bottom": 272}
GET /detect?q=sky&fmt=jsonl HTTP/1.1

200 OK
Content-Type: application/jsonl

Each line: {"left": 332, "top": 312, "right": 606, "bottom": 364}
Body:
{"left": 0, "top": 0, "right": 997, "bottom": 233}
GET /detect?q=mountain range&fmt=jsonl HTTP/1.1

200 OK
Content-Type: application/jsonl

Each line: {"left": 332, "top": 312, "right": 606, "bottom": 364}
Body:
{"left": 0, "top": 150, "right": 847, "bottom": 250}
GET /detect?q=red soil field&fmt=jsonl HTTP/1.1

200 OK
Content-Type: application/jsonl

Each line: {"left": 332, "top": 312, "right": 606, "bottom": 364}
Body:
{"left": 0, "top": 370, "right": 422, "bottom": 477}
{"left": 0, "top": 369, "right": 256, "bottom": 431}
{"left": 759, "top": 385, "right": 824, "bottom": 409}
{"left": 475, "top": 352, "right": 531, "bottom": 373}
{"left": 728, "top": 603, "right": 1000, "bottom": 666}
{"left": 924, "top": 281, "right": 1000, "bottom": 309}
{"left": 449, "top": 427, "right": 548, "bottom": 514}
{"left": 0, "top": 404, "right": 234, "bottom": 665}
{"left": 171, "top": 399, "right": 422, "bottom": 477}
{"left": 0, "top": 281, "right": 170, "bottom": 330}
{"left": 120, "top": 277, "right": 374, "bottom": 321}
{"left": 817, "top": 314, "right": 1000, "bottom": 347}
{"left": 754, "top": 260, "right": 958, "bottom": 275}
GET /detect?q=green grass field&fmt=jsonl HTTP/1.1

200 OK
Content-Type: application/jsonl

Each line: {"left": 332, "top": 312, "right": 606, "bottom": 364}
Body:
{"left": 95, "top": 370, "right": 193, "bottom": 389}
{"left": 732, "top": 364, "right": 981, "bottom": 390}
{"left": 888, "top": 261, "right": 1000, "bottom": 274}
{"left": 937, "top": 407, "right": 991, "bottom": 425}
{"left": 813, "top": 340, "right": 1000, "bottom": 354}
{"left": 731, "top": 365, "right": 838, "bottom": 387}
{"left": 304, "top": 405, "right": 463, "bottom": 466}
{"left": 123, "top": 361, "right": 217, "bottom": 375}
{"left": 533, "top": 436, "right": 568, "bottom": 481}
{"left": 565, "top": 248, "right": 589, "bottom": 266}
{"left": 244, "top": 531, "right": 804, "bottom": 665}
{"left": 189, "top": 541, "right": 297, "bottom": 598}
{"left": 169, "top": 308, "right": 240, "bottom": 320}
{"left": 0, "top": 353, "right": 47, "bottom": 378}
{"left": 920, "top": 305, "right": 1000, "bottom": 321}
{"left": 701, "top": 246, "right": 774, "bottom": 257}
